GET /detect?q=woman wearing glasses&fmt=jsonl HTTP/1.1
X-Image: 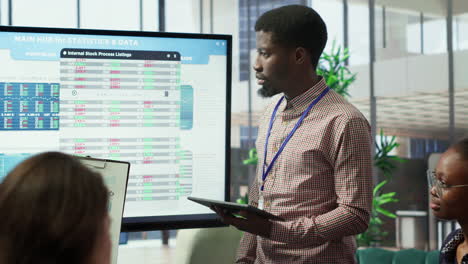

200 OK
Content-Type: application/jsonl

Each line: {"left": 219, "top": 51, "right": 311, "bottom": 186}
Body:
{"left": 428, "top": 138, "right": 468, "bottom": 264}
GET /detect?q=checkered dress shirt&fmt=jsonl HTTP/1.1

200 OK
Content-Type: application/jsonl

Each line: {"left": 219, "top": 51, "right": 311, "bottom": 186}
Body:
{"left": 235, "top": 78, "right": 373, "bottom": 264}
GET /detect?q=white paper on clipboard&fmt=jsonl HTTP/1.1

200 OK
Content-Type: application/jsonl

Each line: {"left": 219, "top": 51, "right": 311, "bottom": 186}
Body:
{"left": 76, "top": 156, "right": 130, "bottom": 264}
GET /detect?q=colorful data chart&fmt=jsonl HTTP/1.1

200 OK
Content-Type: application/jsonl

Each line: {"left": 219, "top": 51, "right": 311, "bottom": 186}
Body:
{"left": 0, "top": 83, "right": 60, "bottom": 130}
{"left": 59, "top": 137, "right": 192, "bottom": 202}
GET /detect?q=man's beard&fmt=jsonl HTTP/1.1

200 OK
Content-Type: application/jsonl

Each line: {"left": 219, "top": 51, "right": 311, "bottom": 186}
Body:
{"left": 257, "top": 82, "right": 281, "bottom": 98}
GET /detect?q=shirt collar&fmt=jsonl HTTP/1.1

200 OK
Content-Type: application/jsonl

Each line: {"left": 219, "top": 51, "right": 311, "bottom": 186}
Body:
{"left": 282, "top": 76, "right": 328, "bottom": 113}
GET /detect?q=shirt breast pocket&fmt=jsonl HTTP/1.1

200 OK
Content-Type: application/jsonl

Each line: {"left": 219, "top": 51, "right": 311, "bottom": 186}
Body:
{"left": 280, "top": 146, "right": 334, "bottom": 195}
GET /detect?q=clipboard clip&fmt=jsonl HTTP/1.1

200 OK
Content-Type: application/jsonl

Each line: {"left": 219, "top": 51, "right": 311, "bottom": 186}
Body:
{"left": 87, "top": 161, "right": 107, "bottom": 169}
{"left": 79, "top": 156, "right": 107, "bottom": 169}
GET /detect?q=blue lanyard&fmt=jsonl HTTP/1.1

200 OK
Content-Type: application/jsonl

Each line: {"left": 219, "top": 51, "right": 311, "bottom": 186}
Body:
{"left": 261, "top": 87, "right": 330, "bottom": 191}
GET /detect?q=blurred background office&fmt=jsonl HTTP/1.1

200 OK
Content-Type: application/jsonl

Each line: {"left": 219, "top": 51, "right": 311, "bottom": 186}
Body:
{"left": 1, "top": 0, "right": 467, "bottom": 263}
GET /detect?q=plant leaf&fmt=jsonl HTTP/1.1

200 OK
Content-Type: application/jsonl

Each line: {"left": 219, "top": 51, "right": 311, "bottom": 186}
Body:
{"left": 373, "top": 180, "right": 388, "bottom": 196}
{"left": 376, "top": 207, "right": 397, "bottom": 218}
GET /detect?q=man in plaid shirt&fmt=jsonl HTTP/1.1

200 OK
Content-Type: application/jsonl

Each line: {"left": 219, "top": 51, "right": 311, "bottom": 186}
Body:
{"left": 214, "top": 5, "right": 372, "bottom": 263}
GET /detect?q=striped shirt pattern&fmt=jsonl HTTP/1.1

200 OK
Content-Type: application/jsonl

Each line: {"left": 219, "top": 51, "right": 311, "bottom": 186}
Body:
{"left": 235, "top": 78, "right": 373, "bottom": 264}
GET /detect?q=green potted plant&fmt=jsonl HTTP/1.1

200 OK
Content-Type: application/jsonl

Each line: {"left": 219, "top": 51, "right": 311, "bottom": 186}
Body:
{"left": 356, "top": 130, "right": 406, "bottom": 247}
{"left": 317, "top": 41, "right": 356, "bottom": 99}
{"left": 237, "top": 148, "right": 258, "bottom": 204}
{"left": 242, "top": 148, "right": 258, "bottom": 166}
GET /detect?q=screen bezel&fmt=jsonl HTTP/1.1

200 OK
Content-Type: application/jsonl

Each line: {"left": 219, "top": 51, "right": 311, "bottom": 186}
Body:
{"left": 0, "top": 25, "right": 232, "bottom": 231}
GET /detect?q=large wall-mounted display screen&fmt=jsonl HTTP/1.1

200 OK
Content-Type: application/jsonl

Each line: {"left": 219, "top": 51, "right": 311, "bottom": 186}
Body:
{"left": 0, "top": 26, "right": 231, "bottom": 230}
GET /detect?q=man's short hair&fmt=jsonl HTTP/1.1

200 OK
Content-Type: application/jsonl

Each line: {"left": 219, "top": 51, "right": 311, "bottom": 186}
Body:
{"left": 453, "top": 137, "right": 468, "bottom": 161}
{"left": 255, "top": 5, "right": 328, "bottom": 69}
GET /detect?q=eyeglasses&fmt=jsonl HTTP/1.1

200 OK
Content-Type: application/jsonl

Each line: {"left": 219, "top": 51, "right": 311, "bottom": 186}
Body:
{"left": 427, "top": 170, "right": 468, "bottom": 197}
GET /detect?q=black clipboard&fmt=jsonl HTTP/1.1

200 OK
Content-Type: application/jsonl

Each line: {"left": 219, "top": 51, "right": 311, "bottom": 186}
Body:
{"left": 188, "top": 196, "right": 285, "bottom": 221}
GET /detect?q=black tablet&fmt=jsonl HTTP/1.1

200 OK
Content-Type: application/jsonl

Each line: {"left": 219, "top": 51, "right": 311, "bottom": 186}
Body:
{"left": 188, "top": 196, "right": 285, "bottom": 221}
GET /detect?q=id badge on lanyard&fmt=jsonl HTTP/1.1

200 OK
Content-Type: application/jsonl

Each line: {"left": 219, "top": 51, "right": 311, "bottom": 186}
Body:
{"left": 258, "top": 192, "right": 264, "bottom": 210}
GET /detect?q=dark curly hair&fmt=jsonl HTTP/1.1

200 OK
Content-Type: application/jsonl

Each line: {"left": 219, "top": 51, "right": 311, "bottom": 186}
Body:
{"left": 255, "top": 5, "right": 328, "bottom": 68}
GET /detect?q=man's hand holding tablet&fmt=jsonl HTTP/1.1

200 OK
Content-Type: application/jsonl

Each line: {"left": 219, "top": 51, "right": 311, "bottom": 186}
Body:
{"left": 211, "top": 205, "right": 273, "bottom": 238}
{"left": 188, "top": 196, "right": 284, "bottom": 238}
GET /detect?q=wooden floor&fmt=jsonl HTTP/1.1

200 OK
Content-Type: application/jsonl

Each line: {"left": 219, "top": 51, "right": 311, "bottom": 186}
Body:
{"left": 117, "top": 239, "right": 177, "bottom": 264}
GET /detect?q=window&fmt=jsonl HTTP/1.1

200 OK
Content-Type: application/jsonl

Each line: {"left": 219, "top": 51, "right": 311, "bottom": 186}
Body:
{"left": 11, "top": 0, "right": 76, "bottom": 28}
{"left": 80, "top": 0, "right": 140, "bottom": 30}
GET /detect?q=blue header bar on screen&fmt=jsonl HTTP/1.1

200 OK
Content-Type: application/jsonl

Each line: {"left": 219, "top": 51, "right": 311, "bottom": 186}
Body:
{"left": 0, "top": 32, "right": 228, "bottom": 64}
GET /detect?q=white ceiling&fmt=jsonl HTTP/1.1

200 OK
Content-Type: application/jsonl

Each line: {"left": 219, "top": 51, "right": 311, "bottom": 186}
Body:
{"left": 349, "top": 88, "right": 468, "bottom": 140}
{"left": 349, "top": 0, "right": 468, "bottom": 16}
